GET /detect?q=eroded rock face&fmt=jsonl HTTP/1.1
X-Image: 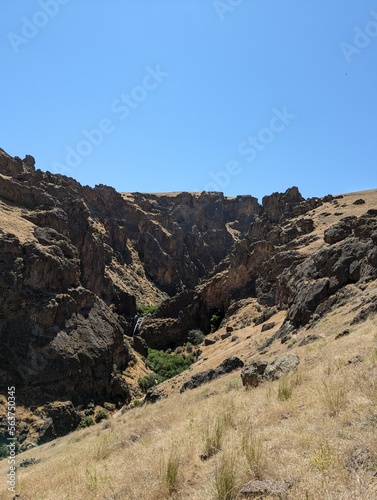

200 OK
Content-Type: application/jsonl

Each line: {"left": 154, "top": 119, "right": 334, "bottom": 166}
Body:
{"left": 0, "top": 149, "right": 260, "bottom": 415}
{"left": 122, "top": 191, "right": 259, "bottom": 294}
{"left": 278, "top": 211, "right": 377, "bottom": 327}
{"left": 139, "top": 187, "right": 318, "bottom": 349}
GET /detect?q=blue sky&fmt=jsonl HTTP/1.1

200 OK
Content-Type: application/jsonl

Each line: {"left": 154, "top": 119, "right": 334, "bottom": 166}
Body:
{"left": 1, "top": 1, "right": 376, "bottom": 201}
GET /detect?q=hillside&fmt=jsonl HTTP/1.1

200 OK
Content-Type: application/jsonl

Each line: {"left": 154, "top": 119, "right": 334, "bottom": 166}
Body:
{"left": 1, "top": 304, "right": 376, "bottom": 499}
{"left": 0, "top": 147, "right": 376, "bottom": 499}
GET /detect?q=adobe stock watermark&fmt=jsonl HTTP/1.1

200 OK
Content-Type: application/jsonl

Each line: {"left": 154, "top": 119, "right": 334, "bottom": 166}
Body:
{"left": 6, "top": 386, "right": 17, "bottom": 493}
{"left": 204, "top": 107, "right": 296, "bottom": 191}
{"left": 8, "top": 0, "right": 71, "bottom": 54}
{"left": 340, "top": 10, "right": 377, "bottom": 63}
{"left": 213, "top": 0, "right": 245, "bottom": 22}
{"left": 51, "top": 65, "right": 169, "bottom": 175}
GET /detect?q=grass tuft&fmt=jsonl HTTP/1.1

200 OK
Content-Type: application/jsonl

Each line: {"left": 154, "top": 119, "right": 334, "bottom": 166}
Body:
{"left": 159, "top": 447, "right": 180, "bottom": 493}
{"left": 214, "top": 450, "right": 237, "bottom": 500}
{"left": 321, "top": 380, "right": 347, "bottom": 416}
{"left": 241, "top": 425, "right": 266, "bottom": 478}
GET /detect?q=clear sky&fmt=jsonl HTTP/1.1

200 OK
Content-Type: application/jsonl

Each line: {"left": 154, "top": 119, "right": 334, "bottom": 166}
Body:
{"left": 1, "top": 1, "right": 376, "bottom": 201}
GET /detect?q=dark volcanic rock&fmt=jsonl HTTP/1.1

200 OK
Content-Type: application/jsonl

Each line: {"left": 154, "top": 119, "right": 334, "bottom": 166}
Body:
{"left": 324, "top": 221, "right": 353, "bottom": 244}
{"left": 180, "top": 357, "right": 244, "bottom": 392}
{"left": 241, "top": 361, "right": 268, "bottom": 388}
{"left": 261, "top": 322, "right": 276, "bottom": 332}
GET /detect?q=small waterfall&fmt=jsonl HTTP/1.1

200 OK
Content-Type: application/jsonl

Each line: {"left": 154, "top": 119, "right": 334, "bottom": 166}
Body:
{"left": 132, "top": 316, "right": 145, "bottom": 337}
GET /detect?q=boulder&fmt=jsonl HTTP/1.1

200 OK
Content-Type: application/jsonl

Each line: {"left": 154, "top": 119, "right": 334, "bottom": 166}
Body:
{"left": 45, "top": 402, "right": 81, "bottom": 437}
{"left": 180, "top": 357, "right": 243, "bottom": 392}
{"left": 261, "top": 322, "right": 275, "bottom": 332}
{"left": 204, "top": 337, "right": 216, "bottom": 346}
{"left": 144, "top": 387, "right": 164, "bottom": 404}
{"left": 324, "top": 221, "right": 353, "bottom": 245}
{"left": 241, "top": 361, "right": 268, "bottom": 388}
{"left": 263, "top": 354, "right": 300, "bottom": 381}
{"left": 19, "top": 457, "right": 41, "bottom": 468}
{"left": 240, "top": 479, "right": 291, "bottom": 497}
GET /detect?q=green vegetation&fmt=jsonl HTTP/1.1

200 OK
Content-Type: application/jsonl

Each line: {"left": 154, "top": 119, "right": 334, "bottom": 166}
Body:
{"left": 187, "top": 329, "right": 204, "bottom": 345}
{"left": 94, "top": 408, "right": 109, "bottom": 423}
{"left": 311, "top": 443, "right": 333, "bottom": 471}
{"left": 210, "top": 309, "right": 223, "bottom": 332}
{"left": 137, "top": 305, "right": 158, "bottom": 316}
{"left": 79, "top": 416, "right": 95, "bottom": 428}
{"left": 160, "top": 448, "right": 181, "bottom": 493}
{"left": 146, "top": 348, "right": 195, "bottom": 383}
{"left": 138, "top": 373, "right": 157, "bottom": 392}
{"left": 0, "top": 443, "right": 8, "bottom": 460}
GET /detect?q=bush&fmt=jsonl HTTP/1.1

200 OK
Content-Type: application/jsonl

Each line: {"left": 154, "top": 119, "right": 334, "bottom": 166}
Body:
{"left": 321, "top": 380, "right": 347, "bottom": 416}
{"left": 0, "top": 444, "right": 8, "bottom": 460}
{"left": 202, "top": 415, "right": 227, "bottom": 459}
{"left": 94, "top": 408, "right": 109, "bottom": 423}
{"left": 138, "top": 373, "right": 157, "bottom": 392}
{"left": 210, "top": 310, "right": 223, "bottom": 332}
{"left": 186, "top": 342, "right": 193, "bottom": 353}
{"left": 79, "top": 416, "right": 95, "bottom": 428}
{"left": 187, "top": 329, "right": 204, "bottom": 345}
{"left": 146, "top": 349, "right": 194, "bottom": 383}
{"left": 137, "top": 305, "right": 158, "bottom": 316}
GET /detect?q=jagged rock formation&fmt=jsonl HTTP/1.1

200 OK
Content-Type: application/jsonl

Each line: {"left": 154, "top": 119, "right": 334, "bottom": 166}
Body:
{"left": 121, "top": 191, "right": 259, "bottom": 294}
{"left": 0, "top": 148, "right": 257, "bottom": 415}
{"left": 139, "top": 189, "right": 377, "bottom": 350}
{"left": 1, "top": 146, "right": 376, "bottom": 448}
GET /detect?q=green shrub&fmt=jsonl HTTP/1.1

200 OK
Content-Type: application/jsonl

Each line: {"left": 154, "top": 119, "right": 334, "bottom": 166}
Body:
{"left": 186, "top": 342, "right": 193, "bottom": 353}
{"left": 187, "top": 329, "right": 205, "bottom": 345}
{"left": 137, "top": 305, "right": 158, "bottom": 316}
{"left": 0, "top": 444, "right": 8, "bottom": 460}
{"left": 79, "top": 416, "right": 95, "bottom": 428}
{"left": 210, "top": 310, "right": 223, "bottom": 332}
{"left": 146, "top": 349, "right": 194, "bottom": 383}
{"left": 138, "top": 373, "right": 157, "bottom": 392}
{"left": 94, "top": 408, "right": 109, "bottom": 423}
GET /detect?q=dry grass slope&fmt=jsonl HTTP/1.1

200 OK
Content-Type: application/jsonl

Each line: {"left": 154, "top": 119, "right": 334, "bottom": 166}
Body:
{"left": 1, "top": 307, "right": 377, "bottom": 499}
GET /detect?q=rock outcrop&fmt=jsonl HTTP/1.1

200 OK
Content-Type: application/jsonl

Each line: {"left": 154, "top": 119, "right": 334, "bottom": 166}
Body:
{"left": 1, "top": 146, "right": 376, "bottom": 449}
{"left": 180, "top": 357, "right": 244, "bottom": 392}
{"left": 240, "top": 354, "right": 300, "bottom": 388}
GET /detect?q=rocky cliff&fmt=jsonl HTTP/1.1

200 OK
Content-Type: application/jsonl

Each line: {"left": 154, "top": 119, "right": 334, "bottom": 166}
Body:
{"left": 1, "top": 147, "right": 376, "bottom": 448}
{"left": 139, "top": 189, "right": 377, "bottom": 350}
{"left": 0, "top": 148, "right": 258, "bottom": 440}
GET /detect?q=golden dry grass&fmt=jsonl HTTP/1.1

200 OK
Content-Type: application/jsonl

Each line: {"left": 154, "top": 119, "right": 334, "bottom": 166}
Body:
{"left": 1, "top": 308, "right": 377, "bottom": 500}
